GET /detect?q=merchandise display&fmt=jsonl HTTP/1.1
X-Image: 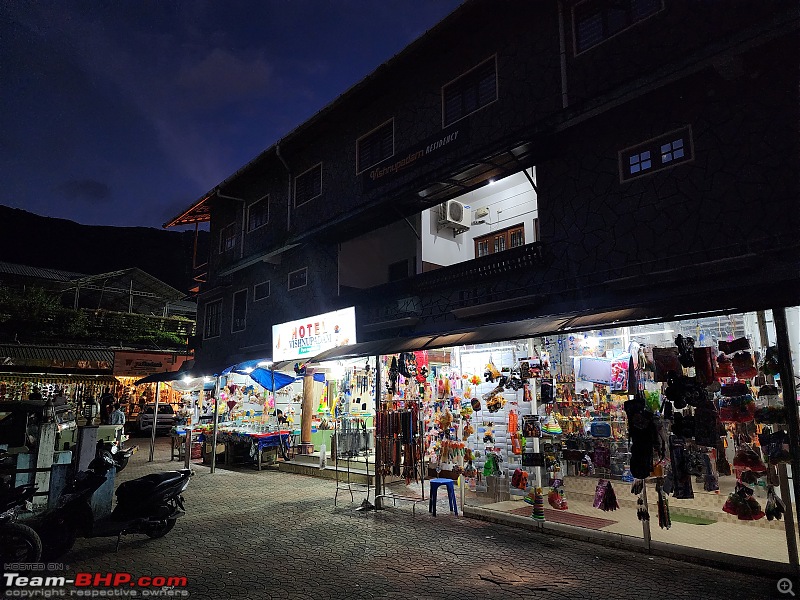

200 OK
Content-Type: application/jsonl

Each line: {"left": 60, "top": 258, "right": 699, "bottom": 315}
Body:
{"left": 353, "top": 310, "right": 798, "bottom": 565}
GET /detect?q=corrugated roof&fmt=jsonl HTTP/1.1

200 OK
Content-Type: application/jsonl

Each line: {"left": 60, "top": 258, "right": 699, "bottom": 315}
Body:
{"left": 0, "top": 261, "right": 85, "bottom": 282}
{"left": 0, "top": 345, "right": 114, "bottom": 365}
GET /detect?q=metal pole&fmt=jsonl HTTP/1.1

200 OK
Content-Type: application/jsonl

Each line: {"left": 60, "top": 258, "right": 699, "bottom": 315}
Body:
{"left": 210, "top": 377, "right": 221, "bottom": 474}
{"left": 271, "top": 364, "right": 276, "bottom": 431}
{"left": 773, "top": 307, "right": 800, "bottom": 572}
{"left": 758, "top": 310, "right": 798, "bottom": 566}
{"left": 148, "top": 382, "right": 160, "bottom": 462}
{"left": 374, "top": 354, "right": 382, "bottom": 509}
{"left": 184, "top": 420, "right": 192, "bottom": 470}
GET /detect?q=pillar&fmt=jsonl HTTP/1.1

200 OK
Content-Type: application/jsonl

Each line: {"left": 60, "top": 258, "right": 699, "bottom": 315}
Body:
{"left": 33, "top": 422, "right": 58, "bottom": 508}
{"left": 299, "top": 373, "right": 315, "bottom": 455}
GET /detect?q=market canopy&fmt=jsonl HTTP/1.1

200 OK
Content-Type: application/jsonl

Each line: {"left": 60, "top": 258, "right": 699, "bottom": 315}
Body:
{"left": 134, "top": 369, "right": 190, "bottom": 385}
{"left": 221, "top": 358, "right": 273, "bottom": 375}
{"left": 248, "top": 368, "right": 296, "bottom": 391}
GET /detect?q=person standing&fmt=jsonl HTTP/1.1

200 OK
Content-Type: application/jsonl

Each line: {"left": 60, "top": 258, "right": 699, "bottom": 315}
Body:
{"left": 99, "top": 387, "right": 115, "bottom": 425}
{"left": 110, "top": 403, "right": 126, "bottom": 425}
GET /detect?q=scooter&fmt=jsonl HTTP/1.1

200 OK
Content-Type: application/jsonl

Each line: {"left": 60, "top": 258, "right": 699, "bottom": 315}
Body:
{"left": 31, "top": 444, "right": 192, "bottom": 558}
{"left": 0, "top": 452, "right": 42, "bottom": 562}
{"left": 103, "top": 439, "right": 138, "bottom": 473}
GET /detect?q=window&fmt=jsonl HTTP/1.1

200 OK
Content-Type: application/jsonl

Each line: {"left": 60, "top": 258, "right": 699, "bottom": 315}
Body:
{"left": 219, "top": 223, "right": 237, "bottom": 253}
{"left": 474, "top": 224, "right": 525, "bottom": 258}
{"left": 294, "top": 164, "right": 322, "bottom": 207}
{"left": 629, "top": 150, "right": 651, "bottom": 175}
{"left": 573, "top": 0, "right": 663, "bottom": 55}
{"left": 203, "top": 299, "right": 222, "bottom": 339}
{"left": 620, "top": 126, "right": 693, "bottom": 182}
{"left": 247, "top": 196, "right": 269, "bottom": 232}
{"left": 288, "top": 267, "right": 308, "bottom": 291}
{"left": 357, "top": 120, "right": 394, "bottom": 174}
{"left": 443, "top": 57, "right": 497, "bottom": 127}
{"left": 660, "top": 139, "right": 685, "bottom": 164}
{"left": 232, "top": 289, "right": 247, "bottom": 333}
{"left": 254, "top": 281, "right": 270, "bottom": 302}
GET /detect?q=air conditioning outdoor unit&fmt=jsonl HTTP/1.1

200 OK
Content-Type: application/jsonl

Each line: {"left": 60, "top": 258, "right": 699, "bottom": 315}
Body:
{"left": 439, "top": 200, "right": 471, "bottom": 229}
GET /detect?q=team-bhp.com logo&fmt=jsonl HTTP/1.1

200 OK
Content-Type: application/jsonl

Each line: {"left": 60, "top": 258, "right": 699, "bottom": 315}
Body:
{"left": 3, "top": 572, "right": 189, "bottom": 597}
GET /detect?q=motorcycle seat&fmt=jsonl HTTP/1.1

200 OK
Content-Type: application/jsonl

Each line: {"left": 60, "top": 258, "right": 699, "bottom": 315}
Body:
{"left": 116, "top": 471, "right": 185, "bottom": 502}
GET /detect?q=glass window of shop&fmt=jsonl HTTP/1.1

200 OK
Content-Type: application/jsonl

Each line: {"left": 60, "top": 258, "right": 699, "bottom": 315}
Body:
{"left": 375, "top": 307, "right": 800, "bottom": 567}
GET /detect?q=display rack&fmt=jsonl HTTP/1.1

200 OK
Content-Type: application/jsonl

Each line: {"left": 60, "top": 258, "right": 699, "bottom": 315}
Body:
{"left": 333, "top": 415, "right": 373, "bottom": 506}
{"left": 375, "top": 401, "right": 427, "bottom": 514}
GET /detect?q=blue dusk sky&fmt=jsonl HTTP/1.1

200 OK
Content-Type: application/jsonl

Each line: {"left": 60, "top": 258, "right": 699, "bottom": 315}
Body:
{"left": 1, "top": 1, "right": 462, "bottom": 229}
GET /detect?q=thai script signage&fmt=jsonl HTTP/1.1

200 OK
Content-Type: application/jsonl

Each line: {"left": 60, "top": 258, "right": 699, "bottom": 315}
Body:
{"left": 363, "top": 122, "right": 470, "bottom": 191}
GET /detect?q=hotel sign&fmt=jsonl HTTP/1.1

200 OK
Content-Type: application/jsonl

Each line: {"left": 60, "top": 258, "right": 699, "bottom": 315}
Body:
{"left": 362, "top": 122, "right": 470, "bottom": 191}
{"left": 272, "top": 307, "right": 357, "bottom": 362}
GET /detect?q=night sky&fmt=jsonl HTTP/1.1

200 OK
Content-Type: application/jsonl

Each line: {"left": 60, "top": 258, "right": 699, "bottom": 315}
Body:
{"left": 1, "top": 1, "right": 462, "bottom": 229}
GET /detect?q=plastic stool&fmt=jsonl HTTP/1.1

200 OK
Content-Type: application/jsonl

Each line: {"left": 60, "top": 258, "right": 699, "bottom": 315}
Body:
{"left": 429, "top": 478, "right": 458, "bottom": 516}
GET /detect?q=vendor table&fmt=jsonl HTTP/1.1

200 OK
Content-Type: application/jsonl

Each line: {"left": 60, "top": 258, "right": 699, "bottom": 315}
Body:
{"left": 198, "top": 429, "right": 291, "bottom": 470}
{"left": 170, "top": 429, "right": 201, "bottom": 461}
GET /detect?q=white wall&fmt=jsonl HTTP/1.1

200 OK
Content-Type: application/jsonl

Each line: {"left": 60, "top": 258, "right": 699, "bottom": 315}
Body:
{"left": 421, "top": 168, "right": 538, "bottom": 268}
{"left": 339, "top": 217, "right": 418, "bottom": 289}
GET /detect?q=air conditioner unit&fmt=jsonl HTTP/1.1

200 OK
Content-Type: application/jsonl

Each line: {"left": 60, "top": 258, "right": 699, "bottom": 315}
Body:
{"left": 439, "top": 200, "right": 471, "bottom": 229}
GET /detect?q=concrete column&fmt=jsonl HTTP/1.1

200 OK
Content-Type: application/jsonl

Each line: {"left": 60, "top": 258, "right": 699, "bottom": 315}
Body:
{"left": 300, "top": 374, "right": 315, "bottom": 455}
{"left": 33, "top": 422, "right": 58, "bottom": 508}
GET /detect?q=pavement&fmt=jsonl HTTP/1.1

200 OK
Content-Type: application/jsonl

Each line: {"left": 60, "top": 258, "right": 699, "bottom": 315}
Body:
{"left": 52, "top": 437, "right": 790, "bottom": 600}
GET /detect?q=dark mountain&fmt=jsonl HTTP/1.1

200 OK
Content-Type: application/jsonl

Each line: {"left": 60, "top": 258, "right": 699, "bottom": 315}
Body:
{"left": 0, "top": 205, "right": 209, "bottom": 293}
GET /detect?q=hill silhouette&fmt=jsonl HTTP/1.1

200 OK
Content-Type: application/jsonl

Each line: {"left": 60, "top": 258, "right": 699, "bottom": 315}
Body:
{"left": 0, "top": 205, "right": 208, "bottom": 293}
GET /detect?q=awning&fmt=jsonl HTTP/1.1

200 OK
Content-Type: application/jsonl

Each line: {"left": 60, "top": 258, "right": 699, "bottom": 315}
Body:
{"left": 134, "top": 370, "right": 190, "bottom": 385}
{"left": 248, "top": 368, "right": 296, "bottom": 392}
{"left": 308, "top": 315, "right": 572, "bottom": 363}
{"left": 0, "top": 344, "right": 114, "bottom": 372}
{"left": 221, "top": 358, "right": 273, "bottom": 375}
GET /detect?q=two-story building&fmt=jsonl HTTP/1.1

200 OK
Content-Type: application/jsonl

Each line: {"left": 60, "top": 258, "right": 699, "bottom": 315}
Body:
{"left": 165, "top": 0, "right": 800, "bottom": 569}
{"left": 166, "top": 0, "right": 798, "bottom": 371}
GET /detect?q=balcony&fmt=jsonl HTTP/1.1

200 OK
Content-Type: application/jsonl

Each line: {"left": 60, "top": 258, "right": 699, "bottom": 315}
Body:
{"left": 342, "top": 242, "right": 546, "bottom": 333}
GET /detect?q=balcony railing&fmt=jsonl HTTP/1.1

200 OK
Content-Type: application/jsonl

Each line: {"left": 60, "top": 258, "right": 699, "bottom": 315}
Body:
{"left": 341, "top": 242, "right": 546, "bottom": 329}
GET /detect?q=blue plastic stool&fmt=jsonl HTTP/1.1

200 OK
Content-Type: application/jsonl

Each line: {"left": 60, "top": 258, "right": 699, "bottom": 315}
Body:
{"left": 429, "top": 478, "right": 458, "bottom": 516}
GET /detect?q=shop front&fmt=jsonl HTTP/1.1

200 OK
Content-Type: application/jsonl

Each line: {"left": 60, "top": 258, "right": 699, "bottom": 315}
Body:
{"left": 304, "top": 305, "right": 800, "bottom": 574}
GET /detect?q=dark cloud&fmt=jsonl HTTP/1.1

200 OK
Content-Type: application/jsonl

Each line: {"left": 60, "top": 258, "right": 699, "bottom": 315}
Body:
{"left": 56, "top": 179, "right": 112, "bottom": 203}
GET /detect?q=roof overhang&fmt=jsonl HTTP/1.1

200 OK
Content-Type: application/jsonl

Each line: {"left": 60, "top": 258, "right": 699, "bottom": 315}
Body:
{"left": 163, "top": 193, "right": 213, "bottom": 229}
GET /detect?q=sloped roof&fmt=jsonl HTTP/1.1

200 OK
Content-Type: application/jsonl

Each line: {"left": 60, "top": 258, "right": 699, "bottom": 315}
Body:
{"left": 0, "top": 344, "right": 114, "bottom": 368}
{"left": 71, "top": 267, "right": 185, "bottom": 302}
{"left": 0, "top": 261, "right": 85, "bottom": 282}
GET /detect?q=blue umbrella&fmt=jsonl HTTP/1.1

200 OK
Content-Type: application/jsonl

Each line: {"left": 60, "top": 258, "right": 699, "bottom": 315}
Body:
{"left": 248, "top": 368, "right": 296, "bottom": 391}
{"left": 221, "top": 359, "right": 272, "bottom": 375}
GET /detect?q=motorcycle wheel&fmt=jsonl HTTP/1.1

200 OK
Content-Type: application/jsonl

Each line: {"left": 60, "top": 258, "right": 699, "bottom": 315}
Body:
{"left": 39, "top": 519, "right": 77, "bottom": 560}
{"left": 145, "top": 518, "right": 176, "bottom": 539}
{"left": 0, "top": 522, "right": 43, "bottom": 562}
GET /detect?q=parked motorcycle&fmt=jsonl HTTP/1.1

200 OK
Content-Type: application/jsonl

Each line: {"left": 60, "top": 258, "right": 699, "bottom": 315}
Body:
{"left": 31, "top": 443, "right": 192, "bottom": 558}
{"left": 0, "top": 453, "right": 42, "bottom": 562}
{"left": 102, "top": 439, "right": 138, "bottom": 473}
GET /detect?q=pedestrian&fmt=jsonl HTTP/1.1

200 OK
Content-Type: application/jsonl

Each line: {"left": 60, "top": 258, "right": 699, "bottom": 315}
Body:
{"left": 99, "top": 387, "right": 115, "bottom": 425}
{"left": 110, "top": 403, "right": 126, "bottom": 425}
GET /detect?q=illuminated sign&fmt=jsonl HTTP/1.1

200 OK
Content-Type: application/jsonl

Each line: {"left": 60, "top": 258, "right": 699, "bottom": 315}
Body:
{"left": 272, "top": 307, "right": 356, "bottom": 362}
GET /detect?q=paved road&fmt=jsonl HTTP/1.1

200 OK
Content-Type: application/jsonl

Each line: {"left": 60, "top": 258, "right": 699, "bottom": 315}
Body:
{"left": 52, "top": 438, "right": 781, "bottom": 600}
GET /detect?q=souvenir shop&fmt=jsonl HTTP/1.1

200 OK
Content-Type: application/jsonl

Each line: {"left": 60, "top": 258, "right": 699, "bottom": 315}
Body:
{"left": 178, "top": 354, "right": 378, "bottom": 470}
{"left": 357, "top": 307, "right": 800, "bottom": 568}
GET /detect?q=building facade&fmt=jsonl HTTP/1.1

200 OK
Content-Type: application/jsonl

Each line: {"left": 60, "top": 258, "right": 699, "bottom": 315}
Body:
{"left": 165, "top": 0, "right": 799, "bottom": 370}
